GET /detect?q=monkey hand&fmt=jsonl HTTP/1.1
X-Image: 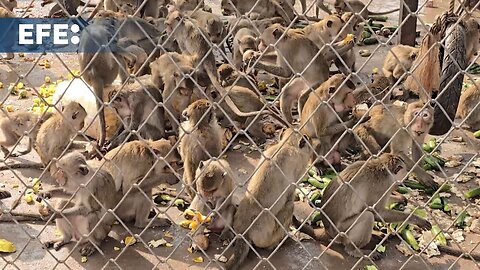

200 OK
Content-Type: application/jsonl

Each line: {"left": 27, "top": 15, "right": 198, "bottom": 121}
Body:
{"left": 242, "top": 49, "right": 260, "bottom": 63}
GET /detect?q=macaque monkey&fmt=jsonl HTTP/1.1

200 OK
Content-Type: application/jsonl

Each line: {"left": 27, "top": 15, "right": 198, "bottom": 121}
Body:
{"left": 217, "top": 63, "right": 258, "bottom": 91}
{"left": 189, "top": 158, "right": 236, "bottom": 240}
{"left": 150, "top": 52, "right": 202, "bottom": 133}
{"left": 0, "top": 111, "right": 52, "bottom": 158}
{"left": 44, "top": 152, "right": 121, "bottom": 256}
{"left": 248, "top": 23, "right": 354, "bottom": 123}
{"left": 0, "top": 7, "right": 15, "bottom": 60}
{"left": 124, "top": 44, "right": 149, "bottom": 75}
{"left": 465, "top": 17, "right": 480, "bottom": 63}
{"left": 209, "top": 86, "right": 270, "bottom": 143}
{"left": 456, "top": 83, "right": 480, "bottom": 130}
{"left": 79, "top": 18, "right": 137, "bottom": 147}
{"left": 319, "top": 153, "right": 431, "bottom": 259}
{"left": 303, "top": 14, "right": 356, "bottom": 74}
{"left": 178, "top": 100, "right": 223, "bottom": 199}
{"left": 188, "top": 10, "right": 226, "bottom": 50}
{"left": 102, "top": 139, "right": 180, "bottom": 228}
{"left": 334, "top": 0, "right": 400, "bottom": 20}
{"left": 165, "top": 7, "right": 284, "bottom": 123}
{"left": 300, "top": 74, "right": 356, "bottom": 168}
{"left": 107, "top": 76, "right": 166, "bottom": 149}
{"left": 354, "top": 101, "right": 439, "bottom": 189}
{"left": 225, "top": 129, "right": 312, "bottom": 270}
{"left": 382, "top": 45, "right": 419, "bottom": 85}
{"left": 0, "top": 0, "right": 16, "bottom": 11}
{"left": 233, "top": 28, "right": 259, "bottom": 69}
{"left": 35, "top": 102, "right": 87, "bottom": 174}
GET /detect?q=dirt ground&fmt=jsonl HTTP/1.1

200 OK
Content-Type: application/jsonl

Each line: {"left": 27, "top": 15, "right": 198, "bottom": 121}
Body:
{"left": 1, "top": 0, "right": 480, "bottom": 269}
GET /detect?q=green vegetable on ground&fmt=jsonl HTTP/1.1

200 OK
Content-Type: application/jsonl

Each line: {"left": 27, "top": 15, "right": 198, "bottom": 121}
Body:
{"left": 455, "top": 210, "right": 468, "bottom": 228}
{"left": 401, "top": 227, "right": 419, "bottom": 251}
{"left": 464, "top": 186, "right": 480, "bottom": 199}
{"left": 474, "top": 130, "right": 480, "bottom": 138}
{"left": 310, "top": 211, "right": 321, "bottom": 224}
{"left": 431, "top": 225, "right": 447, "bottom": 246}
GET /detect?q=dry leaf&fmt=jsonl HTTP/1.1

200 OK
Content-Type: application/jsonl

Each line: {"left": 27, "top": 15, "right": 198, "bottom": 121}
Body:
{"left": 81, "top": 256, "right": 87, "bottom": 263}
{"left": 193, "top": 256, "right": 204, "bottom": 263}
{"left": 124, "top": 236, "right": 137, "bottom": 246}
{"left": 214, "top": 254, "right": 228, "bottom": 263}
{"left": 148, "top": 239, "right": 168, "bottom": 248}
{"left": 0, "top": 239, "right": 16, "bottom": 253}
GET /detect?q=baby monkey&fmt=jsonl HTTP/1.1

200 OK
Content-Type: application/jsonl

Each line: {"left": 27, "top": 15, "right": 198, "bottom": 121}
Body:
{"left": 189, "top": 158, "right": 236, "bottom": 241}
{"left": 44, "top": 152, "right": 120, "bottom": 256}
{"left": 0, "top": 111, "right": 51, "bottom": 158}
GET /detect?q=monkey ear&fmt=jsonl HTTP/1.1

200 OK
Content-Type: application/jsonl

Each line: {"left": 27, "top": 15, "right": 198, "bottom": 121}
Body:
{"left": 329, "top": 86, "right": 336, "bottom": 94}
{"left": 78, "top": 164, "right": 89, "bottom": 176}
{"left": 327, "top": 20, "right": 333, "bottom": 28}
{"left": 198, "top": 160, "right": 205, "bottom": 170}
{"left": 410, "top": 52, "right": 418, "bottom": 60}
{"left": 272, "top": 28, "right": 283, "bottom": 39}
{"left": 72, "top": 111, "right": 79, "bottom": 120}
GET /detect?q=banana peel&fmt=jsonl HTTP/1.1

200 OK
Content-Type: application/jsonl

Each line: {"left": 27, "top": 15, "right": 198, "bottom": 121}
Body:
{"left": 0, "top": 239, "right": 16, "bottom": 253}
{"left": 342, "top": 34, "right": 355, "bottom": 45}
{"left": 181, "top": 209, "right": 212, "bottom": 231}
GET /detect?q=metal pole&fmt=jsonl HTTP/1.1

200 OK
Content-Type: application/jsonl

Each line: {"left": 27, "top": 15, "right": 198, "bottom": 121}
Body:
{"left": 399, "top": 0, "right": 419, "bottom": 46}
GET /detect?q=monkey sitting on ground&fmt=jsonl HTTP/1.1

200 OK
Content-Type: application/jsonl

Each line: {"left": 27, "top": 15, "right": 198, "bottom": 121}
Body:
{"left": 104, "top": 0, "right": 161, "bottom": 18}
{"left": 300, "top": 74, "right": 356, "bottom": 169}
{"left": 456, "top": 83, "right": 480, "bottom": 130}
{"left": 102, "top": 139, "right": 180, "bottom": 228}
{"left": 353, "top": 74, "right": 391, "bottom": 106}
{"left": 353, "top": 101, "right": 439, "bottom": 189}
{"left": 0, "top": 111, "right": 52, "bottom": 158}
{"left": 188, "top": 9, "right": 226, "bottom": 53}
{"left": 189, "top": 158, "right": 236, "bottom": 242}
{"left": 224, "top": 128, "right": 312, "bottom": 270}
{"left": 319, "top": 153, "right": 431, "bottom": 259}
{"left": 149, "top": 52, "right": 203, "bottom": 134}
{"left": 34, "top": 102, "right": 87, "bottom": 174}
{"left": 44, "top": 152, "right": 121, "bottom": 256}
{"left": 107, "top": 76, "right": 165, "bottom": 150}
{"left": 220, "top": 0, "right": 295, "bottom": 23}
{"left": 246, "top": 23, "right": 354, "bottom": 123}
{"left": 382, "top": 45, "right": 420, "bottom": 85}
{"left": 178, "top": 100, "right": 223, "bottom": 199}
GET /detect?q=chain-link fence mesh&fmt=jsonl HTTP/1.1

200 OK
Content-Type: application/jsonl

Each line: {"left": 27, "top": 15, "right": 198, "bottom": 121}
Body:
{"left": 0, "top": 0, "right": 480, "bottom": 269}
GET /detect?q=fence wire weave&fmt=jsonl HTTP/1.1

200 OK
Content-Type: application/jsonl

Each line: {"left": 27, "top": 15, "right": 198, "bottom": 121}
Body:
{"left": 0, "top": 0, "right": 479, "bottom": 269}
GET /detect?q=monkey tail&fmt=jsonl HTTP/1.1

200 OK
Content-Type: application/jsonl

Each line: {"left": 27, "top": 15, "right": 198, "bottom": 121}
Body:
{"left": 438, "top": 246, "right": 480, "bottom": 261}
{"left": 368, "top": 8, "right": 400, "bottom": 16}
{"left": 205, "top": 68, "right": 288, "bottom": 126}
{"left": 225, "top": 237, "right": 250, "bottom": 270}
{"left": 0, "top": 163, "right": 44, "bottom": 171}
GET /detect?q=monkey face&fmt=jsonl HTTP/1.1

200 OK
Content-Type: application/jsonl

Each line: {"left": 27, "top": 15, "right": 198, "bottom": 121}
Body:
{"left": 259, "top": 24, "right": 283, "bottom": 52}
{"left": 329, "top": 79, "right": 356, "bottom": 113}
{"left": 111, "top": 97, "right": 131, "bottom": 119}
{"left": 165, "top": 10, "right": 182, "bottom": 34}
{"left": 119, "top": 2, "right": 136, "bottom": 15}
{"left": 409, "top": 108, "right": 433, "bottom": 137}
{"left": 334, "top": 0, "right": 346, "bottom": 12}
{"left": 183, "top": 99, "right": 213, "bottom": 124}
{"left": 221, "top": 0, "right": 235, "bottom": 15}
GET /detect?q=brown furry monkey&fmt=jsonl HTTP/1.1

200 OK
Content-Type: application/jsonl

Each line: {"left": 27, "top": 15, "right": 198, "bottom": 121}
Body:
{"left": 334, "top": 0, "right": 399, "bottom": 20}
{"left": 225, "top": 128, "right": 312, "bottom": 270}
{"left": 382, "top": 45, "right": 419, "bottom": 85}
{"left": 320, "top": 153, "right": 431, "bottom": 259}
{"left": 178, "top": 99, "right": 223, "bottom": 199}
{"left": 44, "top": 151, "right": 121, "bottom": 256}
{"left": 102, "top": 139, "right": 180, "bottom": 228}
{"left": 354, "top": 101, "right": 439, "bottom": 189}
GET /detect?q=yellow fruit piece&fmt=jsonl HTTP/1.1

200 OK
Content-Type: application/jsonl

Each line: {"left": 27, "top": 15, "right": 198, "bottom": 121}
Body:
{"left": 16, "top": 82, "right": 24, "bottom": 89}
{"left": 12, "top": 184, "right": 18, "bottom": 188}
{"left": 124, "top": 236, "right": 136, "bottom": 246}
{"left": 342, "top": 34, "right": 355, "bottom": 45}
{"left": 0, "top": 82, "right": 3, "bottom": 88}
{"left": 54, "top": 229, "right": 62, "bottom": 236}
{"left": 184, "top": 209, "right": 196, "bottom": 219}
{"left": 189, "top": 220, "right": 199, "bottom": 231}
{"left": 67, "top": 73, "right": 74, "bottom": 80}
{"left": 5, "top": 105, "right": 14, "bottom": 112}
{"left": 33, "top": 183, "right": 41, "bottom": 193}
{"left": 372, "top": 67, "right": 379, "bottom": 74}
{"left": 114, "top": 246, "right": 120, "bottom": 251}
{"left": 81, "top": 256, "right": 87, "bottom": 263}
{"left": 0, "top": 239, "right": 16, "bottom": 253}
{"left": 165, "top": 243, "right": 173, "bottom": 247}
{"left": 24, "top": 194, "right": 33, "bottom": 204}
{"left": 33, "top": 98, "right": 40, "bottom": 105}
{"left": 44, "top": 76, "right": 51, "bottom": 84}
{"left": 179, "top": 220, "right": 193, "bottom": 229}
{"left": 193, "top": 256, "right": 204, "bottom": 263}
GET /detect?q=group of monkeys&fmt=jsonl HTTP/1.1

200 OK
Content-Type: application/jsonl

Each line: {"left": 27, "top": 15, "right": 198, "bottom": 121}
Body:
{"left": 1, "top": 0, "right": 480, "bottom": 268}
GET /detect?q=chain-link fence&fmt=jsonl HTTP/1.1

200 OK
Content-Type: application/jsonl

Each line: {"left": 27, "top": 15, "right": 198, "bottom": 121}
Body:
{"left": 0, "top": 0, "right": 480, "bottom": 269}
